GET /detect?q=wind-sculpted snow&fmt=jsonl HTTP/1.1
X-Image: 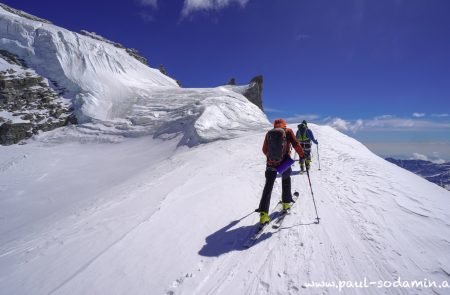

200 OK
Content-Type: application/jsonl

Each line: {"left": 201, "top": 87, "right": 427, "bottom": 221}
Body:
{"left": 37, "top": 86, "right": 269, "bottom": 145}
{"left": 0, "top": 5, "right": 269, "bottom": 145}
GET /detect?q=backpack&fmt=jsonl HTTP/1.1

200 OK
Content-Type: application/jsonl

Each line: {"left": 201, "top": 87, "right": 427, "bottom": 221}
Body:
{"left": 267, "top": 128, "right": 287, "bottom": 165}
{"left": 297, "top": 126, "right": 312, "bottom": 152}
{"left": 298, "top": 127, "right": 309, "bottom": 141}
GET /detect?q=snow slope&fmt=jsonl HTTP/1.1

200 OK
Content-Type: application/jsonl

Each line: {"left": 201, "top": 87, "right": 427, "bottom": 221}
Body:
{"left": 1, "top": 124, "right": 449, "bottom": 295}
{"left": 1, "top": 4, "right": 449, "bottom": 295}
{"left": 0, "top": 5, "right": 177, "bottom": 122}
{"left": 0, "top": 4, "right": 269, "bottom": 145}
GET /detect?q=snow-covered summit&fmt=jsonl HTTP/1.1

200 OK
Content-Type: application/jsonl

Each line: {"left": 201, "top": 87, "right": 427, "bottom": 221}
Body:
{"left": 0, "top": 3, "right": 269, "bottom": 145}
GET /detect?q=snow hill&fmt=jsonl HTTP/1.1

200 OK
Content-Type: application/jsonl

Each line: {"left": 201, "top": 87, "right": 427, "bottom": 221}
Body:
{"left": 1, "top": 124, "right": 449, "bottom": 295}
{"left": 0, "top": 4, "right": 177, "bottom": 122}
{"left": 0, "top": 3, "right": 268, "bottom": 145}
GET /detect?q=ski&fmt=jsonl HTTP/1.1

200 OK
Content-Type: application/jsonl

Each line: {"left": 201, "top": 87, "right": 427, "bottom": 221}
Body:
{"left": 272, "top": 192, "right": 299, "bottom": 229}
{"left": 244, "top": 192, "right": 299, "bottom": 248}
{"left": 272, "top": 210, "right": 290, "bottom": 229}
{"left": 250, "top": 222, "right": 270, "bottom": 240}
{"left": 243, "top": 202, "right": 284, "bottom": 248}
{"left": 243, "top": 221, "right": 271, "bottom": 248}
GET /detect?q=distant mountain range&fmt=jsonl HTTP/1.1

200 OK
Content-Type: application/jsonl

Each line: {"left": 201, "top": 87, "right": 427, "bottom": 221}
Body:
{"left": 386, "top": 158, "right": 450, "bottom": 191}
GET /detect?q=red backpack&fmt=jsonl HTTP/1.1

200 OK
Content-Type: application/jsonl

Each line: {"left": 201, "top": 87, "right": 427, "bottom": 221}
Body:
{"left": 267, "top": 128, "right": 287, "bottom": 165}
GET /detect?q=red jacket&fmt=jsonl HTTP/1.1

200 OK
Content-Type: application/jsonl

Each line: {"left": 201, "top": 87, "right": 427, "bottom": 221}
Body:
{"left": 262, "top": 124, "right": 304, "bottom": 167}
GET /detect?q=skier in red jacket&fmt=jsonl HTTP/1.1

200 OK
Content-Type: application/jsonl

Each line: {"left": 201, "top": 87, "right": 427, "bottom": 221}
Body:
{"left": 257, "top": 118, "right": 304, "bottom": 225}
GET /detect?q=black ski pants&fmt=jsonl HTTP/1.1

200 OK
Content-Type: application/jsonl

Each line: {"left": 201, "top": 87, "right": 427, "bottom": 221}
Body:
{"left": 258, "top": 166, "right": 293, "bottom": 213}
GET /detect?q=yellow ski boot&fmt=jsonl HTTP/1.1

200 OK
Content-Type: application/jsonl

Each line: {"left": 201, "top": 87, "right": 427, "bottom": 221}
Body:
{"left": 282, "top": 202, "right": 292, "bottom": 211}
{"left": 259, "top": 212, "right": 270, "bottom": 225}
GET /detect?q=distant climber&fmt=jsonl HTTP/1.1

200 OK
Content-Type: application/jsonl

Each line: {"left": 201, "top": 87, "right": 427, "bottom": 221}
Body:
{"left": 257, "top": 118, "right": 304, "bottom": 225}
{"left": 296, "top": 120, "right": 318, "bottom": 172}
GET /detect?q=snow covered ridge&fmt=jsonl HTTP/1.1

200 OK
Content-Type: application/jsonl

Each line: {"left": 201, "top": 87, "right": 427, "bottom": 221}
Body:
{"left": 0, "top": 3, "right": 52, "bottom": 24}
{"left": 0, "top": 124, "right": 449, "bottom": 294}
{"left": 0, "top": 3, "right": 269, "bottom": 145}
{"left": 79, "top": 30, "right": 148, "bottom": 65}
{"left": 0, "top": 4, "right": 178, "bottom": 121}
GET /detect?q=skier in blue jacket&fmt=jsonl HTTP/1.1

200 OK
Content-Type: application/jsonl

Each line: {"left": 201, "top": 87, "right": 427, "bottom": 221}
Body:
{"left": 296, "top": 120, "right": 318, "bottom": 171}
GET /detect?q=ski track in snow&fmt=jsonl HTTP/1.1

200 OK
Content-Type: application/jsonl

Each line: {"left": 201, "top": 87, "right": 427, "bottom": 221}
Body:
{"left": 0, "top": 125, "right": 449, "bottom": 295}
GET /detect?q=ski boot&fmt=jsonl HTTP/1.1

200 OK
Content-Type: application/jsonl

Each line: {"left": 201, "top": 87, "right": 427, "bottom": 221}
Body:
{"left": 282, "top": 202, "right": 292, "bottom": 211}
{"left": 259, "top": 212, "right": 270, "bottom": 225}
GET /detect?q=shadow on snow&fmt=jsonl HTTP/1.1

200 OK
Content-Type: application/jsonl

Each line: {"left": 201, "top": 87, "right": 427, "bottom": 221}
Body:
{"left": 198, "top": 209, "right": 318, "bottom": 257}
{"left": 198, "top": 211, "right": 275, "bottom": 257}
{"left": 198, "top": 211, "right": 317, "bottom": 257}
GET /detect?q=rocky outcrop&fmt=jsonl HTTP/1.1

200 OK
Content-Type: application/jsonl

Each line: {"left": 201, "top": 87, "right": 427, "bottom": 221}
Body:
{"left": 0, "top": 49, "right": 27, "bottom": 67}
{"left": 0, "top": 52, "right": 76, "bottom": 145}
{"left": 0, "top": 122, "right": 32, "bottom": 145}
{"left": 80, "top": 30, "right": 149, "bottom": 65}
{"left": 242, "top": 75, "right": 263, "bottom": 111}
{"left": 224, "top": 76, "right": 264, "bottom": 110}
{"left": 227, "top": 78, "right": 236, "bottom": 85}
{"left": 159, "top": 65, "right": 168, "bottom": 75}
{"left": 159, "top": 65, "right": 182, "bottom": 87}
{"left": 125, "top": 48, "right": 148, "bottom": 65}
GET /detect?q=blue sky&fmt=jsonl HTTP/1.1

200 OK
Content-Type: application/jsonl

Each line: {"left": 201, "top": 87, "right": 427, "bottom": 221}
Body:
{"left": 3, "top": 0, "right": 450, "bottom": 160}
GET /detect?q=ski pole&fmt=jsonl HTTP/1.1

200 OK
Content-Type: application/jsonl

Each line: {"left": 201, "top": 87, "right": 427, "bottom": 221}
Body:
{"left": 316, "top": 144, "right": 321, "bottom": 171}
{"left": 306, "top": 169, "right": 320, "bottom": 224}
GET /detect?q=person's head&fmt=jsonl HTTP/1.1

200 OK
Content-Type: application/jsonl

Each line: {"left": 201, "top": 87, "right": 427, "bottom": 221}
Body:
{"left": 298, "top": 120, "right": 308, "bottom": 130}
{"left": 273, "top": 118, "right": 287, "bottom": 129}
